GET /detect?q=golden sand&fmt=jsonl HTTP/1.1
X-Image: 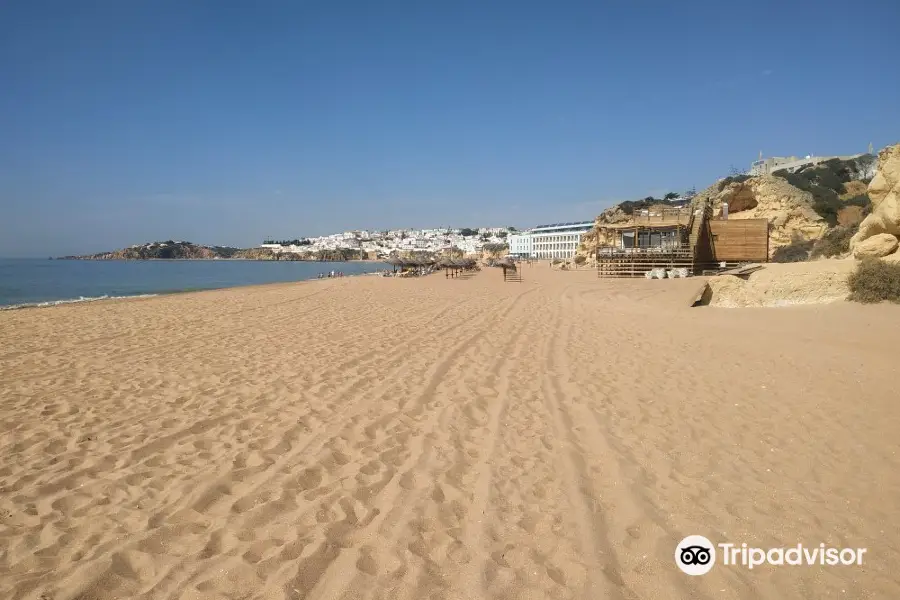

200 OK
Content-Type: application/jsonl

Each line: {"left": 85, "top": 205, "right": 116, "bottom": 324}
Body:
{"left": 2, "top": 265, "right": 899, "bottom": 599}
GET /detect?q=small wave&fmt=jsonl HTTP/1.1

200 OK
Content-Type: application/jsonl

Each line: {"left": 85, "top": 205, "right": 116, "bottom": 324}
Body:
{"left": 0, "top": 293, "right": 158, "bottom": 311}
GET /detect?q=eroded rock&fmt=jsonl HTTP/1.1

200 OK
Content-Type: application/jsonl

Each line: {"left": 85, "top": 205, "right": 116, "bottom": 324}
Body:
{"left": 853, "top": 233, "right": 900, "bottom": 258}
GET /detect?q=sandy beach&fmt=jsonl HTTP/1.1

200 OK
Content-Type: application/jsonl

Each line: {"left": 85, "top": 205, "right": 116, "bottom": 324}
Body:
{"left": 2, "top": 264, "right": 899, "bottom": 600}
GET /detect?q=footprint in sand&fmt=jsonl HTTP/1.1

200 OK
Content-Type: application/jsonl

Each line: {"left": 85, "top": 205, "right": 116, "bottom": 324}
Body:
{"left": 296, "top": 466, "right": 323, "bottom": 491}
{"left": 431, "top": 484, "right": 446, "bottom": 503}
{"left": 399, "top": 470, "right": 418, "bottom": 490}
{"left": 356, "top": 547, "right": 378, "bottom": 575}
{"left": 446, "top": 540, "right": 471, "bottom": 565}
{"left": 546, "top": 565, "right": 566, "bottom": 586}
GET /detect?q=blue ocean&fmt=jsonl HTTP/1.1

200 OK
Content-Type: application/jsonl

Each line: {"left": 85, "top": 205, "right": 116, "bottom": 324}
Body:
{"left": 0, "top": 259, "right": 386, "bottom": 309}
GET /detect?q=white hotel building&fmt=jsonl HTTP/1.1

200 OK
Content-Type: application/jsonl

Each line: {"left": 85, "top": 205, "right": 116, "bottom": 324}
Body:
{"left": 508, "top": 221, "right": 594, "bottom": 260}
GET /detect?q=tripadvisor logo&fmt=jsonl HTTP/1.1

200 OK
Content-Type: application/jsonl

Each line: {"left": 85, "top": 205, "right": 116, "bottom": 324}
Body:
{"left": 675, "top": 535, "right": 867, "bottom": 575}
{"left": 675, "top": 535, "right": 716, "bottom": 576}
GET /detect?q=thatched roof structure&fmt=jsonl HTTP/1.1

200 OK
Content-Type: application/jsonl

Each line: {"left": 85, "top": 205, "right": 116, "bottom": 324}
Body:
{"left": 438, "top": 258, "right": 477, "bottom": 269}
{"left": 386, "top": 255, "right": 436, "bottom": 269}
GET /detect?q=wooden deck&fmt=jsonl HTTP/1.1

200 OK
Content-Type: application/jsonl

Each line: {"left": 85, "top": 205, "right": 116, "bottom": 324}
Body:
{"left": 595, "top": 206, "right": 769, "bottom": 278}
{"left": 596, "top": 247, "right": 695, "bottom": 278}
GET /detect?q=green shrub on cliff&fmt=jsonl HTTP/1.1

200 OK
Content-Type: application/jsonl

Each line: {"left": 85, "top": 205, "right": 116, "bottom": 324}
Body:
{"left": 775, "top": 157, "right": 875, "bottom": 226}
{"left": 618, "top": 196, "right": 683, "bottom": 216}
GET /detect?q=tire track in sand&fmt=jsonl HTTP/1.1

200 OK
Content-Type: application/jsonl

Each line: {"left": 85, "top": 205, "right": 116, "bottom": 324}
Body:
{"left": 15, "top": 283, "right": 501, "bottom": 600}
{"left": 251, "top": 285, "right": 539, "bottom": 600}
{"left": 451, "top": 285, "right": 546, "bottom": 600}
{"left": 539, "top": 284, "right": 631, "bottom": 600}
{"left": 562, "top": 284, "right": 716, "bottom": 600}
{"left": 0, "top": 288, "right": 483, "bottom": 484}
{"left": 299, "top": 284, "right": 540, "bottom": 600}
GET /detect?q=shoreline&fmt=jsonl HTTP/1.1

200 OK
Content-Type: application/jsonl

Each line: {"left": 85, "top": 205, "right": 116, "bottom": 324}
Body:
{"left": 0, "top": 265, "right": 386, "bottom": 311}
{"left": 52, "top": 257, "right": 385, "bottom": 262}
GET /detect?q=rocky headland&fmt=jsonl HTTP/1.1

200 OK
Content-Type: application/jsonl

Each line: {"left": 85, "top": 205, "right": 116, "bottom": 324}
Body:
{"left": 58, "top": 242, "right": 357, "bottom": 261}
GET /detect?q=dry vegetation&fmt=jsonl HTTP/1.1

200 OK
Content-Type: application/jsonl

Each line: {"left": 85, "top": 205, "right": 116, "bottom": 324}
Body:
{"left": 837, "top": 205, "right": 866, "bottom": 227}
{"left": 841, "top": 180, "right": 869, "bottom": 199}
{"left": 772, "top": 235, "right": 815, "bottom": 263}
{"left": 810, "top": 226, "right": 857, "bottom": 259}
{"left": 848, "top": 258, "right": 900, "bottom": 304}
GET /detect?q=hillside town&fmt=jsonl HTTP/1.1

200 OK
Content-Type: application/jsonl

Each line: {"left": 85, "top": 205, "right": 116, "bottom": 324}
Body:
{"left": 260, "top": 227, "right": 517, "bottom": 259}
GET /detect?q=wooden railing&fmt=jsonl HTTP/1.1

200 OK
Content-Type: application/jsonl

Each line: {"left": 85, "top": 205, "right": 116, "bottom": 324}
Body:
{"left": 596, "top": 244, "right": 694, "bottom": 278}
{"left": 628, "top": 207, "right": 692, "bottom": 226}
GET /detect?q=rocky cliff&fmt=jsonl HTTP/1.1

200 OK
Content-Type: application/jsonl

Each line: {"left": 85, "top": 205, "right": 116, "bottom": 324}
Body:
{"left": 690, "top": 175, "right": 827, "bottom": 256}
{"left": 231, "top": 248, "right": 309, "bottom": 260}
{"left": 61, "top": 242, "right": 232, "bottom": 260}
{"left": 60, "top": 242, "right": 365, "bottom": 261}
{"left": 849, "top": 143, "right": 900, "bottom": 261}
{"left": 577, "top": 155, "right": 877, "bottom": 261}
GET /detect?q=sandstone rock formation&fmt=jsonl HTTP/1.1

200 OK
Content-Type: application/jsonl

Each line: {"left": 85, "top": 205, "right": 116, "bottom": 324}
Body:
{"left": 691, "top": 175, "right": 827, "bottom": 257}
{"left": 576, "top": 175, "right": 831, "bottom": 261}
{"left": 849, "top": 143, "right": 900, "bottom": 260}
{"left": 232, "top": 247, "right": 315, "bottom": 260}
{"left": 853, "top": 233, "right": 899, "bottom": 258}
{"left": 702, "top": 260, "right": 853, "bottom": 307}
{"left": 575, "top": 155, "right": 880, "bottom": 267}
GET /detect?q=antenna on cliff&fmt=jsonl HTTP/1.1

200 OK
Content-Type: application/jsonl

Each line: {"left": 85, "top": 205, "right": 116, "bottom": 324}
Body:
{"left": 759, "top": 150, "right": 762, "bottom": 160}
{"left": 869, "top": 142, "right": 874, "bottom": 154}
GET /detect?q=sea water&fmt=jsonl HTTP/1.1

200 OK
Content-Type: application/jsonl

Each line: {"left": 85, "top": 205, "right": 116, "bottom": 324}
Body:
{"left": 0, "top": 259, "right": 386, "bottom": 309}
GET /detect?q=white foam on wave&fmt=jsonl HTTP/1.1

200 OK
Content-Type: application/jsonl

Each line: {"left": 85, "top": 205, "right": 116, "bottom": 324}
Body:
{"left": 0, "top": 293, "right": 158, "bottom": 311}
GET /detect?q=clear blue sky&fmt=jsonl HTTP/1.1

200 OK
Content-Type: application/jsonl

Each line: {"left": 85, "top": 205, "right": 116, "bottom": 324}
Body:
{"left": 2, "top": 0, "right": 898, "bottom": 257}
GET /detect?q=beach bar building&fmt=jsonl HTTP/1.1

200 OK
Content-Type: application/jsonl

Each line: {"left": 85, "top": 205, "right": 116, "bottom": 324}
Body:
{"left": 595, "top": 206, "right": 768, "bottom": 278}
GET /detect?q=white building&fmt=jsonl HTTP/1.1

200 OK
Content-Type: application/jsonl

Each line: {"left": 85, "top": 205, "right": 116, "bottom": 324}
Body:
{"left": 749, "top": 153, "right": 866, "bottom": 176}
{"left": 508, "top": 232, "right": 533, "bottom": 257}
{"left": 509, "top": 221, "right": 593, "bottom": 259}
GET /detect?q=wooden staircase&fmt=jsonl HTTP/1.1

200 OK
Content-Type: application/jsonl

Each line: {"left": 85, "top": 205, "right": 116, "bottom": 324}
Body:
{"left": 688, "top": 212, "right": 701, "bottom": 248}
{"left": 688, "top": 205, "right": 712, "bottom": 273}
{"left": 502, "top": 266, "right": 523, "bottom": 282}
